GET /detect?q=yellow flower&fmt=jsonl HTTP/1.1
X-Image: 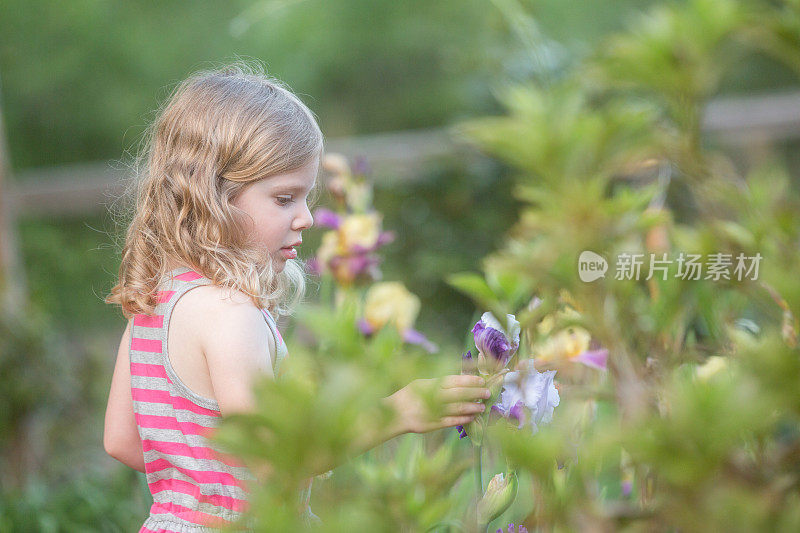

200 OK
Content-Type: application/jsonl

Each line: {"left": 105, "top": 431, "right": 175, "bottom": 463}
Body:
{"left": 363, "top": 282, "right": 420, "bottom": 333}
{"left": 339, "top": 213, "right": 382, "bottom": 250}
{"left": 316, "top": 231, "right": 342, "bottom": 268}
{"left": 533, "top": 308, "right": 591, "bottom": 363}
{"left": 558, "top": 290, "right": 582, "bottom": 312}
{"left": 322, "top": 153, "right": 351, "bottom": 176}
{"left": 695, "top": 356, "right": 728, "bottom": 382}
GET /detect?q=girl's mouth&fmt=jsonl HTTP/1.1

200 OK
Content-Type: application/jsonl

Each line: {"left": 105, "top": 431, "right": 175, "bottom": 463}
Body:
{"left": 280, "top": 247, "right": 298, "bottom": 260}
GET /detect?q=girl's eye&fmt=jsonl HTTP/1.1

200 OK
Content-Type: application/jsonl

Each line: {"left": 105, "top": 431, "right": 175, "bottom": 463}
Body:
{"left": 276, "top": 196, "right": 293, "bottom": 206}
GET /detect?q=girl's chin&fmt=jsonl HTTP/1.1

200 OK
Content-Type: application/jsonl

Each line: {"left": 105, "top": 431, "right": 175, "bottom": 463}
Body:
{"left": 272, "top": 254, "right": 287, "bottom": 272}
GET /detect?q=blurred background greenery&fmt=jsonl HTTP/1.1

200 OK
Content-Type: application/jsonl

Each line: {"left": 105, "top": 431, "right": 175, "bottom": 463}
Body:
{"left": 1, "top": 0, "right": 799, "bottom": 530}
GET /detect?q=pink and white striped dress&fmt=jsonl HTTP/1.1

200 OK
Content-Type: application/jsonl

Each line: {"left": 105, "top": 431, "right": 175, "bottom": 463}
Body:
{"left": 130, "top": 266, "right": 288, "bottom": 532}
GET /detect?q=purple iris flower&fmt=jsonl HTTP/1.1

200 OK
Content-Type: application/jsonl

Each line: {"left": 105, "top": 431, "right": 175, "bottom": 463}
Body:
{"left": 328, "top": 253, "right": 381, "bottom": 282}
{"left": 357, "top": 319, "right": 374, "bottom": 336}
{"left": 490, "top": 401, "right": 524, "bottom": 425}
{"left": 313, "top": 208, "right": 342, "bottom": 229}
{"left": 350, "top": 231, "right": 395, "bottom": 254}
{"left": 402, "top": 328, "right": 438, "bottom": 353}
{"left": 622, "top": 479, "right": 633, "bottom": 497}
{"left": 574, "top": 348, "right": 609, "bottom": 371}
{"left": 493, "top": 361, "right": 560, "bottom": 434}
{"left": 462, "top": 349, "right": 477, "bottom": 375}
{"left": 346, "top": 254, "right": 380, "bottom": 275}
{"left": 472, "top": 312, "right": 520, "bottom": 372}
{"left": 306, "top": 257, "right": 322, "bottom": 277}
{"left": 497, "top": 525, "right": 528, "bottom": 533}
{"left": 376, "top": 231, "right": 395, "bottom": 247}
{"left": 358, "top": 320, "right": 437, "bottom": 353}
{"left": 352, "top": 155, "right": 372, "bottom": 176}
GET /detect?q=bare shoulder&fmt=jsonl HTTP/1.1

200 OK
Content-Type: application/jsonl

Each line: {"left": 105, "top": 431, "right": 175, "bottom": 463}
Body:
{"left": 181, "top": 283, "right": 261, "bottom": 315}
{"left": 177, "top": 285, "right": 269, "bottom": 349}
{"left": 177, "top": 284, "right": 276, "bottom": 415}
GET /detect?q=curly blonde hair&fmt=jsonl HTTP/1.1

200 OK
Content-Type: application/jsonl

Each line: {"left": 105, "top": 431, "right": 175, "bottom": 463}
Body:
{"left": 106, "top": 61, "right": 324, "bottom": 319}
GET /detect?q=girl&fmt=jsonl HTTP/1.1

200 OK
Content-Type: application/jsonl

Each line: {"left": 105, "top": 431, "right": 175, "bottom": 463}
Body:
{"left": 102, "top": 62, "right": 490, "bottom": 532}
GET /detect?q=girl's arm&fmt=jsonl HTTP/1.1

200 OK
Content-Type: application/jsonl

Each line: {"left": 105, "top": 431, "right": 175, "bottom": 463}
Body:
{"left": 103, "top": 320, "right": 146, "bottom": 473}
{"left": 309, "top": 375, "right": 487, "bottom": 477}
{"left": 199, "top": 288, "right": 487, "bottom": 480}
{"left": 200, "top": 292, "right": 390, "bottom": 480}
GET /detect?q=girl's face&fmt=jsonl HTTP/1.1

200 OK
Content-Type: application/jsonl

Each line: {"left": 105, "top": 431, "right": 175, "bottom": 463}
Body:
{"left": 232, "top": 156, "right": 318, "bottom": 272}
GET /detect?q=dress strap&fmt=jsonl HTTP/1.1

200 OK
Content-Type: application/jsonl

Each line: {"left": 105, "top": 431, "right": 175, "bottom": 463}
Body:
{"left": 261, "top": 308, "right": 289, "bottom": 376}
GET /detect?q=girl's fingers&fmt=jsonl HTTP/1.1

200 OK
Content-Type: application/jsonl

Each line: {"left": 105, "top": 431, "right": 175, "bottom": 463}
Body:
{"left": 439, "top": 386, "right": 491, "bottom": 403}
{"left": 444, "top": 402, "right": 486, "bottom": 416}
{"left": 441, "top": 374, "right": 486, "bottom": 389}
{"left": 440, "top": 414, "right": 478, "bottom": 428}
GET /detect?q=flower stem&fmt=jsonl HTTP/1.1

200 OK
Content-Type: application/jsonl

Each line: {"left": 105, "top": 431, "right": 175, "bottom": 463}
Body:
{"left": 475, "top": 443, "right": 483, "bottom": 530}
{"left": 475, "top": 443, "right": 483, "bottom": 493}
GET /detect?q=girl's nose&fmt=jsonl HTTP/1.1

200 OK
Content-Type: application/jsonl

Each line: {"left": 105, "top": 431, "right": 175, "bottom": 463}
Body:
{"left": 293, "top": 203, "right": 314, "bottom": 230}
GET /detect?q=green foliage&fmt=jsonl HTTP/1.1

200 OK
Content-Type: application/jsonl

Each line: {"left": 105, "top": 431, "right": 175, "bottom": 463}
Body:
{"left": 592, "top": 0, "right": 747, "bottom": 102}
{"left": 449, "top": 0, "right": 800, "bottom": 530}
{"left": 0, "top": 306, "right": 90, "bottom": 488}
{"left": 351, "top": 435, "right": 472, "bottom": 531}
{"left": 452, "top": 84, "right": 660, "bottom": 184}
{"left": 0, "top": 0, "right": 504, "bottom": 169}
{"left": 741, "top": 0, "right": 800, "bottom": 76}
{"left": 374, "top": 154, "right": 522, "bottom": 343}
{"left": 448, "top": 266, "right": 533, "bottom": 321}
{"left": 0, "top": 307, "right": 50, "bottom": 452}
{"left": 4, "top": 0, "right": 795, "bottom": 171}
{"left": 17, "top": 213, "right": 123, "bottom": 332}
{"left": 0, "top": 468, "right": 149, "bottom": 532}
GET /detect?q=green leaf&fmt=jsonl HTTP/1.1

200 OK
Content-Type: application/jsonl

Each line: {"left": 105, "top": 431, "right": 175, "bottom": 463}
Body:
{"left": 447, "top": 272, "right": 500, "bottom": 306}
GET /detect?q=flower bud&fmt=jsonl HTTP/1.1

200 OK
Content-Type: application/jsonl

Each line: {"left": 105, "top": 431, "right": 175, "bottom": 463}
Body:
{"left": 477, "top": 471, "right": 519, "bottom": 525}
{"left": 462, "top": 350, "right": 478, "bottom": 376}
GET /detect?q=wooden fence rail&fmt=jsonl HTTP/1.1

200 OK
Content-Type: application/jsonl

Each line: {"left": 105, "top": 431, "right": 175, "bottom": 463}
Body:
{"left": 6, "top": 90, "right": 800, "bottom": 217}
{"left": 6, "top": 128, "right": 458, "bottom": 217}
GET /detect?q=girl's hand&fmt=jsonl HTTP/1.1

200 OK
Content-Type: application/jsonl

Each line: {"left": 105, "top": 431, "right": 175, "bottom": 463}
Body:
{"left": 388, "top": 375, "right": 491, "bottom": 434}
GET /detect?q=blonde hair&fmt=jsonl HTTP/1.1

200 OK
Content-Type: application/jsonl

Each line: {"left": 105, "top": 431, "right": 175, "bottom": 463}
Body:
{"left": 106, "top": 61, "right": 324, "bottom": 319}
